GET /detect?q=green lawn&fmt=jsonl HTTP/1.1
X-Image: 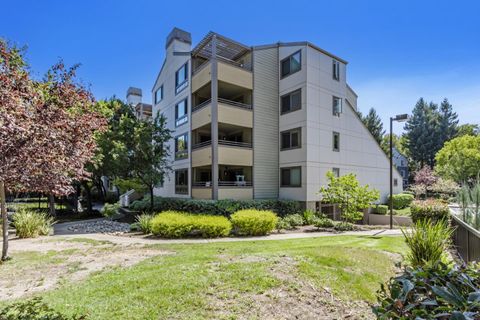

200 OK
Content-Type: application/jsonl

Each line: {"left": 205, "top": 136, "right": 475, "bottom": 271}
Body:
{"left": 31, "top": 235, "right": 407, "bottom": 319}
{"left": 394, "top": 207, "right": 411, "bottom": 216}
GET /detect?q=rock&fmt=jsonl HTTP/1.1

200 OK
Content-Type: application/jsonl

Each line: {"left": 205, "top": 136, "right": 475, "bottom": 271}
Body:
{"left": 66, "top": 220, "right": 130, "bottom": 234}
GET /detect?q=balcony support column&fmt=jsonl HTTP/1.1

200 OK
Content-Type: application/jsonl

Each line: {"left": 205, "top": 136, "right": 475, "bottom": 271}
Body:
{"left": 211, "top": 35, "right": 219, "bottom": 200}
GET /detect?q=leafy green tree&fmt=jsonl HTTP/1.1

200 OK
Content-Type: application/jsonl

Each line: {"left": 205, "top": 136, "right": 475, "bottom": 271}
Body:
{"left": 404, "top": 98, "right": 440, "bottom": 168}
{"left": 361, "top": 107, "right": 385, "bottom": 144}
{"left": 435, "top": 135, "right": 480, "bottom": 183}
{"left": 318, "top": 171, "right": 380, "bottom": 223}
{"left": 129, "top": 113, "right": 173, "bottom": 211}
{"left": 456, "top": 123, "right": 479, "bottom": 137}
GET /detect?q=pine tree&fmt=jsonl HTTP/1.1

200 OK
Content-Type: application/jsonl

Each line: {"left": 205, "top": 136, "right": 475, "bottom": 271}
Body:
{"left": 361, "top": 107, "right": 385, "bottom": 144}
{"left": 404, "top": 98, "right": 440, "bottom": 168}
{"left": 438, "top": 98, "right": 459, "bottom": 145}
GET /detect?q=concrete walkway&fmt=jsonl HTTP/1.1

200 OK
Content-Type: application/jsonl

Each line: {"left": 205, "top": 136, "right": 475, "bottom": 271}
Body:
{"left": 52, "top": 228, "right": 403, "bottom": 246}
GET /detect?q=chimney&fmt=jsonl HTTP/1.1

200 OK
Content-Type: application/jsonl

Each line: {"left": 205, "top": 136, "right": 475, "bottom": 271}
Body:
{"left": 126, "top": 87, "right": 142, "bottom": 106}
{"left": 166, "top": 27, "right": 192, "bottom": 53}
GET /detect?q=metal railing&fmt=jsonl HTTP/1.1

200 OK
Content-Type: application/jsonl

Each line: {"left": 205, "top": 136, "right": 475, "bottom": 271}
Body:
{"left": 175, "top": 186, "right": 188, "bottom": 195}
{"left": 192, "top": 140, "right": 212, "bottom": 150}
{"left": 192, "top": 99, "right": 212, "bottom": 113}
{"left": 192, "top": 181, "right": 212, "bottom": 187}
{"left": 192, "top": 56, "right": 252, "bottom": 75}
{"left": 218, "top": 98, "right": 252, "bottom": 110}
{"left": 218, "top": 140, "right": 252, "bottom": 148}
{"left": 219, "top": 181, "right": 253, "bottom": 187}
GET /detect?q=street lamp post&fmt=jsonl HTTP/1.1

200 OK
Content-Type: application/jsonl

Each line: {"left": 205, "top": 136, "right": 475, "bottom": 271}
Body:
{"left": 389, "top": 114, "right": 409, "bottom": 229}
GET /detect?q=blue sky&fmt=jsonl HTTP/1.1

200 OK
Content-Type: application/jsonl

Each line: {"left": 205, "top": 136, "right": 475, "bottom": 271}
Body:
{"left": 1, "top": 0, "right": 479, "bottom": 132}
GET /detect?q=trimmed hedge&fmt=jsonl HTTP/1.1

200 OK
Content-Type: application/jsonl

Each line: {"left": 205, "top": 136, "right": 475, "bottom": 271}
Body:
{"left": 130, "top": 197, "right": 302, "bottom": 217}
{"left": 371, "top": 205, "right": 389, "bottom": 215}
{"left": 230, "top": 209, "right": 278, "bottom": 236}
{"left": 388, "top": 193, "right": 414, "bottom": 210}
{"left": 410, "top": 199, "right": 450, "bottom": 223}
{"left": 150, "top": 211, "right": 232, "bottom": 238}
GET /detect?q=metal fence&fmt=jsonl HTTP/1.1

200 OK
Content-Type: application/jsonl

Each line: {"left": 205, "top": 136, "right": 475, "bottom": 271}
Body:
{"left": 451, "top": 213, "right": 480, "bottom": 263}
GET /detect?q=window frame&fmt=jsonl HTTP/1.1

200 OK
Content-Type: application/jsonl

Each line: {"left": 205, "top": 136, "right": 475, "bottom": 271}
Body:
{"left": 154, "top": 85, "right": 163, "bottom": 104}
{"left": 280, "top": 50, "right": 302, "bottom": 79}
{"left": 332, "top": 131, "right": 340, "bottom": 152}
{"left": 280, "top": 166, "right": 302, "bottom": 188}
{"left": 175, "top": 62, "right": 189, "bottom": 94}
{"left": 332, "top": 96, "right": 343, "bottom": 116}
{"left": 332, "top": 168, "right": 340, "bottom": 177}
{"left": 175, "top": 169, "right": 189, "bottom": 195}
{"left": 280, "top": 127, "right": 302, "bottom": 151}
{"left": 175, "top": 133, "right": 188, "bottom": 160}
{"left": 175, "top": 98, "right": 188, "bottom": 127}
{"left": 281, "top": 89, "right": 302, "bottom": 115}
{"left": 332, "top": 59, "right": 340, "bottom": 81}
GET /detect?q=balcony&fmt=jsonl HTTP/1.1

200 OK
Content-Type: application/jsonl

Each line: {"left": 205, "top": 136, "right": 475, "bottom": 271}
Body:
{"left": 192, "top": 98, "right": 253, "bottom": 130}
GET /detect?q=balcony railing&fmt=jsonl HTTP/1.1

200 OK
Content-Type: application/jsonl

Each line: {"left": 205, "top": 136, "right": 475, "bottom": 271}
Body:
{"left": 192, "top": 99, "right": 211, "bottom": 113}
{"left": 192, "top": 140, "right": 212, "bottom": 150}
{"left": 192, "top": 181, "right": 253, "bottom": 187}
{"left": 218, "top": 140, "right": 252, "bottom": 148}
{"left": 192, "top": 56, "right": 252, "bottom": 76}
{"left": 218, "top": 98, "right": 252, "bottom": 110}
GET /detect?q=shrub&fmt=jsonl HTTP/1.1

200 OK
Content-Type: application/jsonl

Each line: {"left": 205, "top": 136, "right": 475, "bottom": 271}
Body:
{"left": 135, "top": 214, "right": 153, "bottom": 234}
{"left": 101, "top": 203, "right": 120, "bottom": 217}
{"left": 302, "top": 210, "right": 316, "bottom": 225}
{"left": 282, "top": 214, "right": 304, "bottom": 228}
{"left": 371, "top": 204, "right": 388, "bottom": 215}
{"left": 130, "top": 197, "right": 302, "bottom": 217}
{"left": 374, "top": 262, "right": 480, "bottom": 319}
{"left": 276, "top": 218, "right": 293, "bottom": 231}
{"left": 313, "top": 217, "right": 335, "bottom": 229}
{"left": 0, "top": 297, "right": 85, "bottom": 320}
{"left": 410, "top": 199, "right": 450, "bottom": 223}
{"left": 388, "top": 193, "right": 414, "bottom": 209}
{"left": 402, "top": 219, "right": 454, "bottom": 268}
{"left": 12, "top": 209, "right": 54, "bottom": 238}
{"left": 333, "top": 221, "right": 355, "bottom": 231}
{"left": 230, "top": 209, "right": 278, "bottom": 236}
{"left": 150, "top": 211, "right": 231, "bottom": 238}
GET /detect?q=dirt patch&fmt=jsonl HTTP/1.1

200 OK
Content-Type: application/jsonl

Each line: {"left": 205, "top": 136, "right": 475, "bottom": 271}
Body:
{"left": 0, "top": 239, "right": 172, "bottom": 300}
{"left": 209, "top": 255, "right": 373, "bottom": 319}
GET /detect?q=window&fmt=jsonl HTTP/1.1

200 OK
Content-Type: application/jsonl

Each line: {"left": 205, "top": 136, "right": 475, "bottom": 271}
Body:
{"left": 394, "top": 178, "right": 398, "bottom": 187}
{"left": 154, "top": 85, "right": 163, "bottom": 104}
{"left": 332, "top": 168, "right": 340, "bottom": 177}
{"left": 281, "top": 167, "right": 301, "bottom": 187}
{"left": 175, "top": 133, "right": 188, "bottom": 160}
{"left": 281, "top": 50, "right": 301, "bottom": 78}
{"left": 175, "top": 63, "right": 188, "bottom": 94}
{"left": 332, "top": 59, "right": 340, "bottom": 81}
{"left": 333, "top": 132, "right": 340, "bottom": 151}
{"left": 175, "top": 169, "right": 188, "bottom": 194}
{"left": 175, "top": 98, "right": 188, "bottom": 127}
{"left": 281, "top": 128, "right": 301, "bottom": 150}
{"left": 281, "top": 89, "right": 301, "bottom": 114}
{"left": 332, "top": 96, "right": 342, "bottom": 116}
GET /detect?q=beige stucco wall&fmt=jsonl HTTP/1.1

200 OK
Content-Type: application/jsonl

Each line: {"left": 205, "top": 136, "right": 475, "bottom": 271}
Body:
{"left": 192, "top": 103, "right": 212, "bottom": 130}
{"left": 218, "top": 61, "right": 253, "bottom": 90}
{"left": 218, "top": 146, "right": 253, "bottom": 166}
{"left": 192, "top": 147, "right": 212, "bottom": 167}
{"left": 192, "top": 188, "right": 212, "bottom": 199}
{"left": 218, "top": 103, "right": 253, "bottom": 128}
{"left": 191, "top": 62, "right": 211, "bottom": 93}
{"left": 219, "top": 188, "right": 253, "bottom": 200}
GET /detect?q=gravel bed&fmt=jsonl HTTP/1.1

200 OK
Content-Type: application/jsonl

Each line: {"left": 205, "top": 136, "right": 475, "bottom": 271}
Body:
{"left": 67, "top": 220, "right": 130, "bottom": 234}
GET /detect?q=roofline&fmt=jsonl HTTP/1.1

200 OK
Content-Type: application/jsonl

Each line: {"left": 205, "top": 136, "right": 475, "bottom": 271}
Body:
{"left": 191, "top": 31, "right": 251, "bottom": 56}
{"left": 346, "top": 84, "right": 358, "bottom": 97}
{"left": 252, "top": 41, "right": 348, "bottom": 64}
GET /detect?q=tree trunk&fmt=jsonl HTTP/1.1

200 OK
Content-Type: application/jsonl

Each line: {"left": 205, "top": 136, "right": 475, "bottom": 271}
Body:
{"left": 1, "top": 181, "right": 9, "bottom": 261}
{"left": 49, "top": 194, "right": 56, "bottom": 217}
{"left": 82, "top": 182, "right": 93, "bottom": 213}
{"left": 38, "top": 194, "right": 41, "bottom": 210}
{"left": 149, "top": 186, "right": 154, "bottom": 212}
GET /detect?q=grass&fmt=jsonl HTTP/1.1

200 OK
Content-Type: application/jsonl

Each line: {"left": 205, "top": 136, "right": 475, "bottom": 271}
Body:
{"left": 23, "top": 235, "right": 408, "bottom": 319}
{"left": 394, "top": 207, "right": 411, "bottom": 216}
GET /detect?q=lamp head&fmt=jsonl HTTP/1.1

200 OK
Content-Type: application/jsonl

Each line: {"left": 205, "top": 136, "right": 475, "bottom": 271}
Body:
{"left": 393, "top": 114, "right": 409, "bottom": 122}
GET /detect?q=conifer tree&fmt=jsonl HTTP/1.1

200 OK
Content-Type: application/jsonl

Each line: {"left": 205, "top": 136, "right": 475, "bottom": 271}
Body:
{"left": 361, "top": 107, "right": 385, "bottom": 144}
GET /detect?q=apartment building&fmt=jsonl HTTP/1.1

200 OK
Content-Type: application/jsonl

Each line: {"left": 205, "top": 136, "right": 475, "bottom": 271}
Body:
{"left": 126, "top": 87, "right": 152, "bottom": 120}
{"left": 149, "top": 27, "right": 403, "bottom": 209}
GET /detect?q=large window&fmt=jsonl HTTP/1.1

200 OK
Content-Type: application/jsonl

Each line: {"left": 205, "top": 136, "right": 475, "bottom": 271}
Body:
{"left": 175, "top": 98, "right": 188, "bottom": 127}
{"left": 281, "top": 167, "right": 301, "bottom": 187}
{"left": 175, "top": 133, "right": 188, "bottom": 160}
{"left": 175, "top": 169, "right": 188, "bottom": 194}
{"left": 281, "top": 128, "right": 301, "bottom": 150}
{"left": 333, "top": 132, "right": 340, "bottom": 152}
{"left": 332, "top": 96, "right": 342, "bottom": 116}
{"left": 175, "top": 63, "right": 188, "bottom": 94}
{"left": 281, "top": 50, "right": 301, "bottom": 78}
{"left": 332, "top": 59, "right": 340, "bottom": 81}
{"left": 155, "top": 85, "right": 163, "bottom": 104}
{"left": 281, "top": 89, "right": 301, "bottom": 114}
{"left": 332, "top": 168, "right": 340, "bottom": 177}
